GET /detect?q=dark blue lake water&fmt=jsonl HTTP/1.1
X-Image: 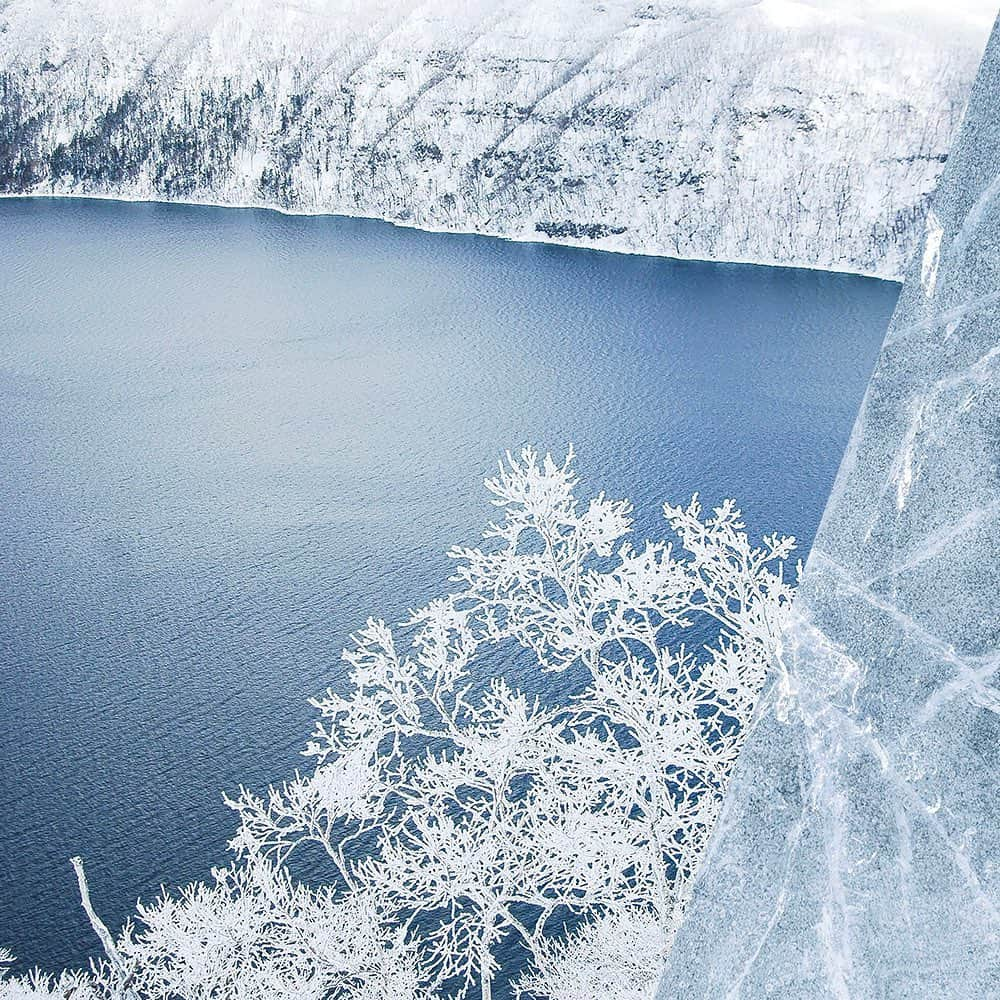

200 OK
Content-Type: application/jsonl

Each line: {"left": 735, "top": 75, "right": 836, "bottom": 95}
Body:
{"left": 0, "top": 197, "right": 898, "bottom": 975}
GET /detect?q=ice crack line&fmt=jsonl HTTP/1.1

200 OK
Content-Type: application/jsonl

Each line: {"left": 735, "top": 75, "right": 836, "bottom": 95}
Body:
{"left": 810, "top": 551, "right": 1000, "bottom": 722}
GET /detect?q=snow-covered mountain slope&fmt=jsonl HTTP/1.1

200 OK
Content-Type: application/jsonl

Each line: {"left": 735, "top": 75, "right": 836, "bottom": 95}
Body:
{"left": 1, "top": 1, "right": 995, "bottom": 277}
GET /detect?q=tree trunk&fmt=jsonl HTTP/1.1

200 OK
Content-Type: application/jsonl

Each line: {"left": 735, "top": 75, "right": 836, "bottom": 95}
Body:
{"left": 480, "top": 948, "right": 492, "bottom": 1000}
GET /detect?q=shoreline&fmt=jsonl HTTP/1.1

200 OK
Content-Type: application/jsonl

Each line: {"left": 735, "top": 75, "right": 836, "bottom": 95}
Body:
{"left": 0, "top": 190, "right": 902, "bottom": 285}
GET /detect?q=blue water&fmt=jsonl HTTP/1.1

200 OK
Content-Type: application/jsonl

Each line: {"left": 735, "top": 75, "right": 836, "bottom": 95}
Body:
{"left": 0, "top": 197, "right": 898, "bottom": 975}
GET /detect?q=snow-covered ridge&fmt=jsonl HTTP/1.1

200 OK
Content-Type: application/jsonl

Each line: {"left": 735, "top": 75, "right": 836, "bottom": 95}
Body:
{"left": 1, "top": 1, "right": 994, "bottom": 278}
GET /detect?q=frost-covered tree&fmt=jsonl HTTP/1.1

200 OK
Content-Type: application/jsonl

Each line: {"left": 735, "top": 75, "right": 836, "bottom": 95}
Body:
{"left": 2, "top": 447, "right": 795, "bottom": 1000}
{"left": 1, "top": 860, "right": 425, "bottom": 1000}
{"left": 513, "top": 911, "right": 664, "bottom": 1000}
{"left": 229, "top": 446, "right": 795, "bottom": 997}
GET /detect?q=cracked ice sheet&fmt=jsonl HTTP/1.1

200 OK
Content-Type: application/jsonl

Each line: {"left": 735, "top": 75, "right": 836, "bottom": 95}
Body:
{"left": 656, "top": 15, "right": 1000, "bottom": 1000}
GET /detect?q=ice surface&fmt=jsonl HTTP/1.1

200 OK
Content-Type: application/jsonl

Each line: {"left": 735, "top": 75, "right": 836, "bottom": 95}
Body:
{"left": 656, "top": 16, "right": 1000, "bottom": 999}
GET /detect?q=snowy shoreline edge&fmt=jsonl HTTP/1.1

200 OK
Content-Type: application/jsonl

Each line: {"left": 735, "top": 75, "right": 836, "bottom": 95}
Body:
{"left": 1, "top": 191, "right": 900, "bottom": 284}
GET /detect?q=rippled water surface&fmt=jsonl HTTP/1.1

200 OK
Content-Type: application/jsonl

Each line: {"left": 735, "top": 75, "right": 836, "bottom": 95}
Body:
{"left": 0, "top": 198, "right": 898, "bottom": 972}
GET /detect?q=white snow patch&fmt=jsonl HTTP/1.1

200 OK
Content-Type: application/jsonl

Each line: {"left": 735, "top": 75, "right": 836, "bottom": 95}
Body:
{"left": 921, "top": 209, "right": 944, "bottom": 298}
{"left": 758, "top": 0, "right": 817, "bottom": 29}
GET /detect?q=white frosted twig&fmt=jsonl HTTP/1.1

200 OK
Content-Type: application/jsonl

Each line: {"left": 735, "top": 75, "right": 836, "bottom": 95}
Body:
{"left": 70, "top": 856, "right": 122, "bottom": 969}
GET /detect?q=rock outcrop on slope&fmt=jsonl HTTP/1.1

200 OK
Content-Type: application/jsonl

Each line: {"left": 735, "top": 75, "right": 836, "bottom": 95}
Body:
{"left": 0, "top": 0, "right": 994, "bottom": 278}
{"left": 656, "top": 12, "right": 1000, "bottom": 997}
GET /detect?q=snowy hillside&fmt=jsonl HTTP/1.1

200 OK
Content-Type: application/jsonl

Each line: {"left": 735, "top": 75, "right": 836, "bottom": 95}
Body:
{"left": 1, "top": 0, "right": 995, "bottom": 277}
